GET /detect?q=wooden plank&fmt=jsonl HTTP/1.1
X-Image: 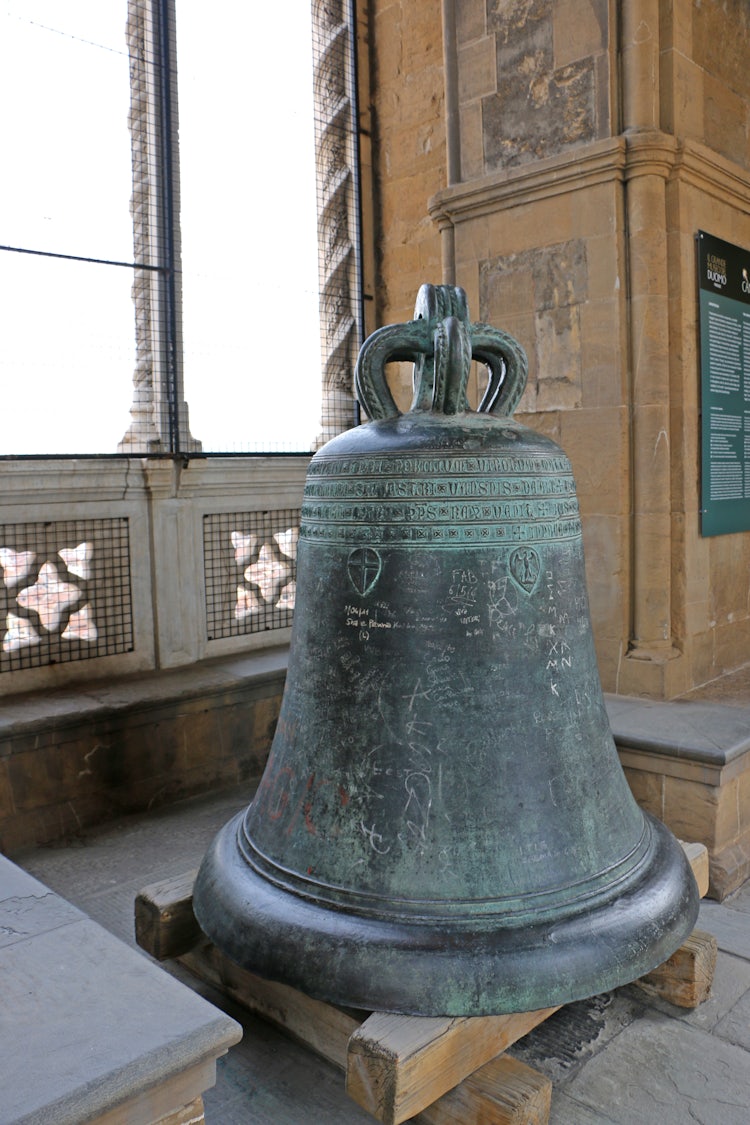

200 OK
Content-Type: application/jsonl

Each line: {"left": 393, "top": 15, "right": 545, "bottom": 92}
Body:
{"left": 151, "top": 1096, "right": 205, "bottom": 1125}
{"left": 346, "top": 1006, "right": 559, "bottom": 1125}
{"left": 634, "top": 928, "right": 718, "bottom": 1009}
{"left": 179, "top": 941, "right": 552, "bottom": 1122}
{"left": 135, "top": 870, "right": 201, "bottom": 961}
{"left": 179, "top": 941, "right": 361, "bottom": 1072}
{"left": 415, "top": 1056, "right": 551, "bottom": 1125}
{"left": 681, "top": 840, "right": 709, "bottom": 898}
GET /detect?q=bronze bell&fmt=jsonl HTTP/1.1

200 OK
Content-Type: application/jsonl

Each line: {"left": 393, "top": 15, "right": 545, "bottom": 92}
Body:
{"left": 193, "top": 285, "right": 698, "bottom": 1016}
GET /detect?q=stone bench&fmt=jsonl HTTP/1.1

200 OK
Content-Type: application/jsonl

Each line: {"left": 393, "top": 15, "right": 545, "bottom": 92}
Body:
{"left": 606, "top": 693, "right": 750, "bottom": 900}
{"left": 0, "top": 854, "right": 241, "bottom": 1124}
{"left": 0, "top": 648, "right": 288, "bottom": 855}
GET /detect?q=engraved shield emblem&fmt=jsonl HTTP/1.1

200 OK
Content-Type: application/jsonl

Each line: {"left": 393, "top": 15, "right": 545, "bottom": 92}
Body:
{"left": 509, "top": 546, "right": 540, "bottom": 594}
{"left": 347, "top": 547, "right": 382, "bottom": 595}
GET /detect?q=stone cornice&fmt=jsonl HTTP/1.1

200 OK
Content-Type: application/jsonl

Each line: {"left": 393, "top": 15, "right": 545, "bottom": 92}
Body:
{"left": 429, "top": 132, "right": 750, "bottom": 224}
{"left": 429, "top": 137, "right": 627, "bottom": 225}
{"left": 0, "top": 455, "right": 310, "bottom": 508}
{"left": 672, "top": 138, "right": 750, "bottom": 214}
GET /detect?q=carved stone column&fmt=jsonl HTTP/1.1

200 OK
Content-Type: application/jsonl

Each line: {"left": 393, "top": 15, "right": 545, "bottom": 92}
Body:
{"left": 621, "top": 138, "right": 683, "bottom": 693}
{"left": 618, "top": 0, "right": 684, "bottom": 695}
{"left": 120, "top": 0, "right": 200, "bottom": 454}
{"left": 312, "top": 0, "right": 362, "bottom": 443}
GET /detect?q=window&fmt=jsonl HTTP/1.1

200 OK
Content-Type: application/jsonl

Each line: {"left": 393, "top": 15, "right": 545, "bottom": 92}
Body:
{"left": 0, "top": 2, "right": 135, "bottom": 454}
{"left": 0, "top": 0, "right": 363, "bottom": 456}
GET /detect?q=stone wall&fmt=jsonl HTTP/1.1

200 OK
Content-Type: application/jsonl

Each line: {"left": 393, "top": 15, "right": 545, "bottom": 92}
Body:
{"left": 368, "top": 0, "right": 750, "bottom": 697}
{"left": 466, "top": 0, "right": 612, "bottom": 174}
{"left": 670, "top": 0, "right": 750, "bottom": 169}
{"left": 370, "top": 0, "right": 445, "bottom": 329}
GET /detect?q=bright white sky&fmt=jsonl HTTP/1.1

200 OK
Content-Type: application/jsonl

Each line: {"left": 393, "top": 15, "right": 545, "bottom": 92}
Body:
{"left": 0, "top": 1, "right": 321, "bottom": 454}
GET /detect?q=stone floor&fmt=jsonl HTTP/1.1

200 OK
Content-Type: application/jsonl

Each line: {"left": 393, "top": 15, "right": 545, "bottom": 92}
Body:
{"left": 13, "top": 778, "right": 750, "bottom": 1125}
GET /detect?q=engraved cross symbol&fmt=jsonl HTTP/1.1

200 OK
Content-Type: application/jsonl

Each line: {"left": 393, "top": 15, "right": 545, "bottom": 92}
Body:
{"left": 347, "top": 547, "right": 382, "bottom": 595}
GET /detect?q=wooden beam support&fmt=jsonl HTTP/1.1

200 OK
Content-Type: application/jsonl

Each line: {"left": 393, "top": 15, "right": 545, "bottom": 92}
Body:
{"left": 415, "top": 1055, "right": 551, "bottom": 1125}
{"left": 681, "top": 840, "right": 709, "bottom": 898}
{"left": 135, "top": 870, "right": 201, "bottom": 961}
{"left": 634, "top": 929, "right": 717, "bottom": 1009}
{"left": 179, "top": 941, "right": 361, "bottom": 1072}
{"left": 346, "top": 1007, "right": 558, "bottom": 1125}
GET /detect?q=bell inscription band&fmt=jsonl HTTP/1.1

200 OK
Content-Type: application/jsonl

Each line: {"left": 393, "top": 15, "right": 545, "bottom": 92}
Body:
{"left": 194, "top": 285, "right": 698, "bottom": 1016}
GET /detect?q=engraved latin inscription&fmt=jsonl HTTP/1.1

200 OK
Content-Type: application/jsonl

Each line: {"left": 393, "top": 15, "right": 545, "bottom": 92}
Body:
{"left": 309, "top": 453, "right": 572, "bottom": 477}
{"left": 302, "top": 451, "right": 581, "bottom": 547}
{"left": 302, "top": 516, "right": 582, "bottom": 545}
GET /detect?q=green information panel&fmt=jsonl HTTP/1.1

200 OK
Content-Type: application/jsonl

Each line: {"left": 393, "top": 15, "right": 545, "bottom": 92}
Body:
{"left": 698, "top": 230, "right": 750, "bottom": 536}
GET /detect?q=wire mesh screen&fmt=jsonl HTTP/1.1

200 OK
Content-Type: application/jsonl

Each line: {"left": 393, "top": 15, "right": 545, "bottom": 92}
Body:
{"left": 1, "top": 1, "right": 363, "bottom": 457}
{"left": 204, "top": 510, "right": 301, "bottom": 641}
{"left": 311, "top": 0, "right": 364, "bottom": 447}
{"left": 0, "top": 519, "right": 133, "bottom": 672}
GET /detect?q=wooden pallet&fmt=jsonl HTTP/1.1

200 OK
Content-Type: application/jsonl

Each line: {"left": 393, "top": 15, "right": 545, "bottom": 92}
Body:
{"left": 135, "top": 842, "right": 714, "bottom": 1125}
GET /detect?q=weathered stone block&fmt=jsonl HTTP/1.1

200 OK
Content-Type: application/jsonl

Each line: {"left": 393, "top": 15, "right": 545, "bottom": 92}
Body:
{"left": 249, "top": 692, "right": 282, "bottom": 753}
{"left": 692, "top": 0, "right": 750, "bottom": 123}
{"left": 623, "top": 766, "right": 664, "bottom": 817}
{"left": 479, "top": 253, "right": 536, "bottom": 321}
{"left": 483, "top": 59, "right": 596, "bottom": 171}
{"left": 579, "top": 300, "right": 625, "bottom": 409}
{"left": 0, "top": 656, "right": 286, "bottom": 853}
{"left": 456, "top": 0, "right": 486, "bottom": 44}
{"left": 6, "top": 739, "right": 96, "bottom": 812}
{"left": 535, "top": 305, "right": 583, "bottom": 410}
{"left": 716, "top": 619, "right": 750, "bottom": 678}
{"left": 0, "top": 760, "right": 14, "bottom": 821}
{"left": 559, "top": 407, "right": 629, "bottom": 513}
{"left": 664, "top": 775, "right": 738, "bottom": 851}
{"left": 488, "top": 0, "right": 552, "bottom": 65}
{"left": 458, "top": 36, "right": 496, "bottom": 103}
{"left": 552, "top": 0, "right": 607, "bottom": 67}
{"left": 535, "top": 239, "right": 588, "bottom": 310}
{"left": 459, "top": 101, "right": 484, "bottom": 181}
{"left": 0, "top": 857, "right": 241, "bottom": 1124}
{"left": 667, "top": 52, "right": 705, "bottom": 140}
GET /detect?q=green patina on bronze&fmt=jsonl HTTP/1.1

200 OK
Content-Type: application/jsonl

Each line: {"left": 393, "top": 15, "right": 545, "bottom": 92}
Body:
{"left": 194, "top": 285, "right": 698, "bottom": 1016}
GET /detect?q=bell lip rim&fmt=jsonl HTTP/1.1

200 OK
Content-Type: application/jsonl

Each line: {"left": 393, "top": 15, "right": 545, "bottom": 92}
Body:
{"left": 192, "top": 809, "right": 700, "bottom": 1017}
{"left": 235, "top": 807, "right": 656, "bottom": 929}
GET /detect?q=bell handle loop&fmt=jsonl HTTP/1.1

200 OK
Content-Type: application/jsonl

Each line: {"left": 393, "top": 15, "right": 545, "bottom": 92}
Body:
{"left": 414, "top": 282, "right": 469, "bottom": 326}
{"left": 432, "top": 316, "right": 473, "bottom": 415}
{"left": 354, "top": 320, "right": 432, "bottom": 420}
{"left": 472, "top": 324, "right": 529, "bottom": 417}
{"left": 355, "top": 316, "right": 528, "bottom": 420}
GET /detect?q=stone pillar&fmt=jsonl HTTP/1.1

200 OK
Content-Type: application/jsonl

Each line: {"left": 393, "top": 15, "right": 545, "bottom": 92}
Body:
{"left": 621, "top": 0, "right": 660, "bottom": 133}
{"left": 313, "top": 0, "right": 362, "bottom": 443}
{"left": 622, "top": 140, "right": 683, "bottom": 690}
{"left": 120, "top": 0, "right": 200, "bottom": 454}
{"left": 616, "top": 1, "right": 685, "bottom": 695}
